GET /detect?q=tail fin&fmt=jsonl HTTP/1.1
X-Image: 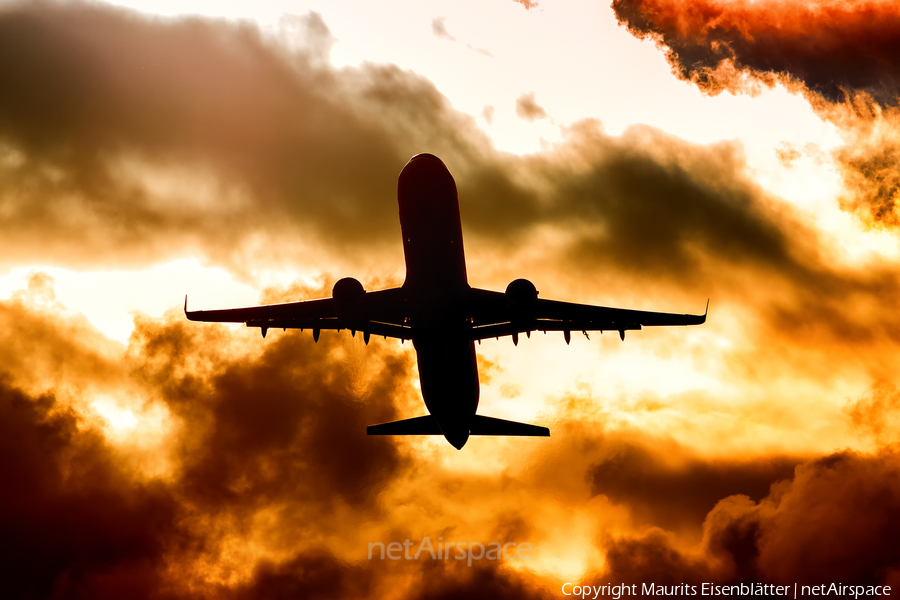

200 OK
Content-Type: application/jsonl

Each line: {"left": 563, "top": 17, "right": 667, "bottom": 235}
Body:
{"left": 366, "top": 414, "right": 549, "bottom": 437}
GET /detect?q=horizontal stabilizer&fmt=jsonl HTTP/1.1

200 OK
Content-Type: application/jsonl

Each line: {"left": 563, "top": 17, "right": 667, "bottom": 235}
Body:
{"left": 366, "top": 414, "right": 550, "bottom": 437}
{"left": 367, "top": 415, "right": 442, "bottom": 435}
{"left": 470, "top": 415, "right": 549, "bottom": 436}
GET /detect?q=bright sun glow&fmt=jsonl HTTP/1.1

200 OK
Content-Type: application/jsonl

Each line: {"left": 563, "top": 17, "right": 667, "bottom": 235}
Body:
{"left": 0, "top": 259, "right": 260, "bottom": 342}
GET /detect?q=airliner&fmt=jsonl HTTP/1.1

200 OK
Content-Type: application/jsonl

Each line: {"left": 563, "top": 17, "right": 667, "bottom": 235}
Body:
{"left": 186, "top": 154, "right": 706, "bottom": 449}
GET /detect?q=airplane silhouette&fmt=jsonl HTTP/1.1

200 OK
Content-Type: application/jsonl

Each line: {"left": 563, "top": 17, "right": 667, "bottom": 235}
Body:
{"left": 185, "top": 154, "right": 706, "bottom": 449}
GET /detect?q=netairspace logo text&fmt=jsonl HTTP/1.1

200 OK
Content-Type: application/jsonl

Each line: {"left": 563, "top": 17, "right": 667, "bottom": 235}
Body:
{"left": 368, "top": 537, "right": 531, "bottom": 567}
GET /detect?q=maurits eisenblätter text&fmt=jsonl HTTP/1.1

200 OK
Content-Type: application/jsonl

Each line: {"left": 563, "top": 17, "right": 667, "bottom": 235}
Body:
{"left": 560, "top": 583, "right": 892, "bottom": 598}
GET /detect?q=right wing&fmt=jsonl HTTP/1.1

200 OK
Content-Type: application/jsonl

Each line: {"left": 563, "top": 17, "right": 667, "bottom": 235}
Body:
{"left": 184, "top": 288, "right": 412, "bottom": 340}
{"left": 466, "top": 288, "right": 706, "bottom": 341}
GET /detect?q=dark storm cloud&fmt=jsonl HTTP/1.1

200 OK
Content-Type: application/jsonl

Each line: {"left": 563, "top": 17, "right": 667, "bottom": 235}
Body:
{"left": 451, "top": 117, "right": 814, "bottom": 296}
{"left": 129, "top": 307, "right": 411, "bottom": 511}
{"left": 599, "top": 530, "right": 713, "bottom": 585}
{"left": 0, "top": 381, "right": 182, "bottom": 600}
{"left": 230, "top": 550, "right": 553, "bottom": 600}
{"left": 0, "top": 0, "right": 818, "bottom": 290}
{"left": 610, "top": 0, "right": 900, "bottom": 106}
{"left": 610, "top": 0, "right": 900, "bottom": 229}
{"left": 230, "top": 550, "right": 378, "bottom": 600}
{"left": 530, "top": 122, "right": 797, "bottom": 280}
{"left": 0, "top": 284, "right": 418, "bottom": 598}
{"left": 589, "top": 442, "right": 800, "bottom": 531}
{"left": 4, "top": 277, "right": 900, "bottom": 595}
{"left": 408, "top": 561, "right": 553, "bottom": 600}
{"left": 589, "top": 449, "right": 900, "bottom": 586}
{"left": 0, "top": 2, "right": 475, "bottom": 269}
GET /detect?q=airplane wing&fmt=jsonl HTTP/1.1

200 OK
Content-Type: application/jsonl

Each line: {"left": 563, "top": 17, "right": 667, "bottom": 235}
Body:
{"left": 466, "top": 287, "right": 706, "bottom": 342}
{"left": 185, "top": 287, "right": 412, "bottom": 341}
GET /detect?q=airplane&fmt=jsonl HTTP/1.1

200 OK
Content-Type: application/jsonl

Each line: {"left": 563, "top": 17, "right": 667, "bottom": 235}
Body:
{"left": 185, "top": 153, "right": 707, "bottom": 449}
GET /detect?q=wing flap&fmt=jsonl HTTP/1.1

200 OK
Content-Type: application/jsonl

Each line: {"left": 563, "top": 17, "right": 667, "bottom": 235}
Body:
{"left": 242, "top": 318, "right": 412, "bottom": 340}
{"left": 470, "top": 320, "right": 642, "bottom": 341}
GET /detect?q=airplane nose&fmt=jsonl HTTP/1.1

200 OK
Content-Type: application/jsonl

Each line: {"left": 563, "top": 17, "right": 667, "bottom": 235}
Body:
{"left": 398, "top": 153, "right": 457, "bottom": 215}
{"left": 399, "top": 154, "right": 452, "bottom": 186}
{"left": 407, "top": 153, "right": 444, "bottom": 165}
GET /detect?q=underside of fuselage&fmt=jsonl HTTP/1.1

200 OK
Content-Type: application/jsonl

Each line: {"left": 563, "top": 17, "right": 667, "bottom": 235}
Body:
{"left": 398, "top": 153, "right": 480, "bottom": 449}
{"left": 412, "top": 335, "right": 480, "bottom": 449}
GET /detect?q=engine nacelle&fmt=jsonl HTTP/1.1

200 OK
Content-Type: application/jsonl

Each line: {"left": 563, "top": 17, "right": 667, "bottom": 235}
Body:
{"left": 506, "top": 278, "right": 538, "bottom": 324}
{"left": 506, "top": 278, "right": 538, "bottom": 306}
{"left": 333, "top": 277, "right": 366, "bottom": 327}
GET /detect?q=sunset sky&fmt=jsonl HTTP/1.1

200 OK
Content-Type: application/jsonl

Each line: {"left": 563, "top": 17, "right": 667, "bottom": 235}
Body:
{"left": 2, "top": 0, "right": 900, "bottom": 597}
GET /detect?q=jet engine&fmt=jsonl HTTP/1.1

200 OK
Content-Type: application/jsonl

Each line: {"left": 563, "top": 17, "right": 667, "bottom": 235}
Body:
{"left": 333, "top": 277, "right": 367, "bottom": 328}
{"left": 505, "top": 278, "right": 538, "bottom": 306}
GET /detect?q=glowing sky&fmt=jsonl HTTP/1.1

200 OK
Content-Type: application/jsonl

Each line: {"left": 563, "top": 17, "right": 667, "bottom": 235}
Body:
{"left": 2, "top": 0, "right": 900, "bottom": 597}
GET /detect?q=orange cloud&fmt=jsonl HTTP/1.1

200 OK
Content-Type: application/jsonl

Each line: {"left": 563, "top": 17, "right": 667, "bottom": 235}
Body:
{"left": 611, "top": 0, "right": 900, "bottom": 228}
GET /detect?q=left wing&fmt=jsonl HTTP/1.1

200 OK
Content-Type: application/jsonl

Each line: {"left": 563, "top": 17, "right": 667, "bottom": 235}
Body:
{"left": 184, "top": 287, "right": 412, "bottom": 341}
{"left": 466, "top": 287, "right": 706, "bottom": 342}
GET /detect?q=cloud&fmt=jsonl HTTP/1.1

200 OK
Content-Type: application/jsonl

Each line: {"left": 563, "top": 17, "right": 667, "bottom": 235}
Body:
{"left": 587, "top": 448, "right": 900, "bottom": 586}
{"left": 514, "top": 92, "right": 548, "bottom": 122}
{"left": 3, "top": 283, "right": 900, "bottom": 594}
{"left": 610, "top": 0, "right": 900, "bottom": 106}
{"left": 129, "top": 304, "right": 412, "bottom": 511}
{"left": 482, "top": 105, "right": 495, "bottom": 125}
{"left": 846, "top": 383, "right": 900, "bottom": 447}
{"left": 0, "top": 280, "right": 418, "bottom": 597}
{"left": 468, "top": 45, "right": 494, "bottom": 57}
{"left": 0, "top": 0, "right": 852, "bottom": 300}
{"left": 0, "top": 3, "right": 480, "bottom": 272}
{"left": 610, "top": 0, "right": 900, "bottom": 228}
{"left": 0, "top": 380, "right": 182, "bottom": 599}
{"left": 432, "top": 17, "right": 456, "bottom": 41}
{"left": 513, "top": 0, "right": 539, "bottom": 11}
{"left": 589, "top": 442, "right": 801, "bottom": 531}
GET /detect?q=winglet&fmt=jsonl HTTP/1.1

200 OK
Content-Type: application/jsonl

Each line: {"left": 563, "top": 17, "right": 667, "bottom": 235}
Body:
{"left": 184, "top": 295, "right": 197, "bottom": 321}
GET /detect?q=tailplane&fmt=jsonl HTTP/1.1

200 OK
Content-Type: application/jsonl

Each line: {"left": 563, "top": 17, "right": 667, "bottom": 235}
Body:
{"left": 366, "top": 415, "right": 442, "bottom": 435}
{"left": 367, "top": 414, "right": 549, "bottom": 437}
{"left": 469, "top": 415, "right": 549, "bottom": 436}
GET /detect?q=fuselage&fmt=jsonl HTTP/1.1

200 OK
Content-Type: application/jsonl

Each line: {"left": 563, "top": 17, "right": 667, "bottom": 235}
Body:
{"left": 397, "top": 154, "right": 478, "bottom": 449}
